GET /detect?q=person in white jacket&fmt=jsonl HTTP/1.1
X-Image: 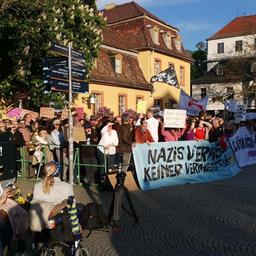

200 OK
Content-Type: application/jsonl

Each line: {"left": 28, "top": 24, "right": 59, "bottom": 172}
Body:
{"left": 97, "top": 122, "right": 119, "bottom": 183}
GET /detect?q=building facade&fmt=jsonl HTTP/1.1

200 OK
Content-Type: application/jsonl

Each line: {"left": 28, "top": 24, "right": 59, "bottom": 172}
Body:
{"left": 192, "top": 15, "right": 256, "bottom": 112}
{"left": 75, "top": 1, "right": 192, "bottom": 116}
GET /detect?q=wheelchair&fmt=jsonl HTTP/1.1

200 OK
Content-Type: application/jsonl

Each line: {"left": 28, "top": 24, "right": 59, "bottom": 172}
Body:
{"left": 32, "top": 196, "right": 89, "bottom": 256}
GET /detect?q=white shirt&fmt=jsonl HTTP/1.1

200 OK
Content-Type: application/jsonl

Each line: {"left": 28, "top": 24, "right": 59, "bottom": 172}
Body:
{"left": 32, "top": 177, "right": 74, "bottom": 204}
{"left": 98, "top": 126, "right": 119, "bottom": 155}
{"left": 146, "top": 117, "right": 159, "bottom": 142}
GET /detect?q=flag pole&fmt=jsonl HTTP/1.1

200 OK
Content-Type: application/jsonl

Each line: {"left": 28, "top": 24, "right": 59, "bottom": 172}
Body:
{"left": 68, "top": 42, "right": 74, "bottom": 185}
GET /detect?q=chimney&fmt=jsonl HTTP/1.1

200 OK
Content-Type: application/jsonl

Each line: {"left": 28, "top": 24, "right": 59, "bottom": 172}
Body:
{"left": 105, "top": 3, "right": 117, "bottom": 10}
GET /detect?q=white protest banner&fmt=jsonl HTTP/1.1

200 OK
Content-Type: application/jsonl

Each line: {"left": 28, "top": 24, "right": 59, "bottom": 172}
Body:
{"left": 40, "top": 107, "right": 55, "bottom": 119}
{"left": 132, "top": 140, "right": 240, "bottom": 191}
{"left": 163, "top": 109, "right": 186, "bottom": 128}
{"left": 179, "top": 89, "right": 208, "bottom": 116}
{"left": 234, "top": 104, "right": 247, "bottom": 123}
{"left": 229, "top": 127, "right": 256, "bottom": 167}
{"left": 224, "top": 99, "right": 237, "bottom": 112}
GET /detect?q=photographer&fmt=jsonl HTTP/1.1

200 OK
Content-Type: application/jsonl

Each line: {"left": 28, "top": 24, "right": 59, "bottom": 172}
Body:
{"left": 193, "top": 118, "right": 212, "bottom": 141}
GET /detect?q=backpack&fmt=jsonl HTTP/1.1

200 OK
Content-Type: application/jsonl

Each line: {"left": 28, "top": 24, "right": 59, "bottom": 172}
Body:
{"left": 80, "top": 202, "right": 109, "bottom": 236}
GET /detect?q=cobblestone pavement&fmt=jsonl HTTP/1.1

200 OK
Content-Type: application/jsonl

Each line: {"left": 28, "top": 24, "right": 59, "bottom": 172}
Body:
{"left": 17, "top": 165, "right": 256, "bottom": 256}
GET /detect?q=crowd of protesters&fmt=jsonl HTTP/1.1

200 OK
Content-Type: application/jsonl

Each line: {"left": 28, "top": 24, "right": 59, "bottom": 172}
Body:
{"left": 1, "top": 107, "right": 256, "bottom": 255}
{"left": 0, "top": 109, "right": 255, "bottom": 186}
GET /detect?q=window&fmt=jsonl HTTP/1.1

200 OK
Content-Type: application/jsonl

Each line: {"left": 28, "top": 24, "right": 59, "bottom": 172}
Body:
{"left": 217, "top": 42, "right": 224, "bottom": 54}
{"left": 152, "top": 27, "right": 159, "bottom": 44}
{"left": 154, "top": 98, "right": 163, "bottom": 109}
{"left": 179, "top": 66, "right": 185, "bottom": 86}
{"left": 165, "top": 99, "right": 176, "bottom": 108}
{"left": 154, "top": 59, "right": 161, "bottom": 75}
{"left": 201, "top": 88, "right": 206, "bottom": 99}
{"left": 93, "top": 93, "right": 103, "bottom": 114}
{"left": 235, "top": 40, "right": 243, "bottom": 52}
{"left": 227, "top": 87, "right": 234, "bottom": 100}
{"left": 163, "top": 33, "right": 172, "bottom": 49}
{"left": 174, "top": 38, "right": 181, "bottom": 52}
{"left": 118, "top": 95, "right": 127, "bottom": 116}
{"left": 114, "top": 54, "right": 122, "bottom": 74}
{"left": 136, "top": 96, "right": 144, "bottom": 105}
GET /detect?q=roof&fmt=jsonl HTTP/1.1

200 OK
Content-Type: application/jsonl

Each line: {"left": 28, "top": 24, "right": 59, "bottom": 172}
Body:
{"left": 192, "top": 57, "right": 256, "bottom": 85}
{"left": 208, "top": 15, "right": 256, "bottom": 40}
{"left": 102, "top": 16, "right": 193, "bottom": 62}
{"left": 90, "top": 47, "right": 153, "bottom": 91}
{"left": 102, "top": 1, "right": 178, "bottom": 31}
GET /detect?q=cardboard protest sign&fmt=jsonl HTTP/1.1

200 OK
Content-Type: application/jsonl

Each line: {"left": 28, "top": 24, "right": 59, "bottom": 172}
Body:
{"left": 40, "top": 107, "right": 55, "bottom": 119}
{"left": 163, "top": 109, "right": 186, "bottom": 128}
{"left": 64, "top": 126, "right": 86, "bottom": 142}
{"left": 136, "top": 100, "right": 147, "bottom": 114}
{"left": 61, "top": 108, "right": 69, "bottom": 120}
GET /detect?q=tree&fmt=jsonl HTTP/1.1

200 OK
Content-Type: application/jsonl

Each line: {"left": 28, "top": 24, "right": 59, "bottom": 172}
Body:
{"left": 191, "top": 41, "right": 207, "bottom": 80}
{"left": 0, "top": 0, "right": 105, "bottom": 111}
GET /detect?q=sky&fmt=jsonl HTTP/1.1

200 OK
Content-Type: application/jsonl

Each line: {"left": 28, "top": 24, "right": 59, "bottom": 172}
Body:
{"left": 96, "top": 0, "right": 256, "bottom": 51}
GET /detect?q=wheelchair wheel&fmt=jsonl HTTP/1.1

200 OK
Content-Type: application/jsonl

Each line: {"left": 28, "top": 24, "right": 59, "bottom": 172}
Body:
{"left": 38, "top": 245, "right": 57, "bottom": 256}
{"left": 75, "top": 247, "right": 89, "bottom": 256}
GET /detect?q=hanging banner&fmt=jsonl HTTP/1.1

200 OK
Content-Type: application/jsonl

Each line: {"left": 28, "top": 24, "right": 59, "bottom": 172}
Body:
{"left": 132, "top": 140, "right": 240, "bottom": 191}
{"left": 179, "top": 90, "right": 208, "bottom": 116}
{"left": 229, "top": 127, "right": 256, "bottom": 167}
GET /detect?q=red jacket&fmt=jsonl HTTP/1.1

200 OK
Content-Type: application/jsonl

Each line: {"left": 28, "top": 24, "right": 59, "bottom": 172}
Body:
{"left": 134, "top": 127, "right": 154, "bottom": 144}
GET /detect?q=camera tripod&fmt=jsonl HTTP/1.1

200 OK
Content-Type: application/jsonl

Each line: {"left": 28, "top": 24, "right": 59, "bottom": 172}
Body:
{"left": 108, "top": 164, "right": 139, "bottom": 231}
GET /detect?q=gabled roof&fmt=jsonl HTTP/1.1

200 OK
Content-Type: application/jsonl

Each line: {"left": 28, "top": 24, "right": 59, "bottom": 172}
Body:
{"left": 102, "top": 13, "right": 193, "bottom": 62}
{"left": 90, "top": 46, "right": 153, "bottom": 91}
{"left": 102, "top": 1, "right": 178, "bottom": 31}
{"left": 208, "top": 15, "right": 256, "bottom": 40}
{"left": 192, "top": 57, "right": 256, "bottom": 85}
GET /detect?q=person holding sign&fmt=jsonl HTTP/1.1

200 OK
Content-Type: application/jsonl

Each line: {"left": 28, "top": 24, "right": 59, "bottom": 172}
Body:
{"left": 159, "top": 120, "right": 185, "bottom": 142}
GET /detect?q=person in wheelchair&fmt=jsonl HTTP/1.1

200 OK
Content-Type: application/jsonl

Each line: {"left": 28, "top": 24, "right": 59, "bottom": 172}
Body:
{"left": 30, "top": 161, "right": 74, "bottom": 236}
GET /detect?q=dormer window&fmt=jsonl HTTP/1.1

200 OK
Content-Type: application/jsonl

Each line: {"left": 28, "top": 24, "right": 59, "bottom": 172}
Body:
{"left": 163, "top": 32, "right": 172, "bottom": 49}
{"left": 150, "top": 26, "right": 159, "bottom": 45}
{"left": 174, "top": 37, "right": 181, "bottom": 52}
{"left": 114, "top": 54, "right": 122, "bottom": 74}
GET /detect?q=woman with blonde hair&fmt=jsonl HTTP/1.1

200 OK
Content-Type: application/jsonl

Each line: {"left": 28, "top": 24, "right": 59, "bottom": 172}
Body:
{"left": 31, "top": 162, "right": 74, "bottom": 232}
{"left": 32, "top": 161, "right": 73, "bottom": 204}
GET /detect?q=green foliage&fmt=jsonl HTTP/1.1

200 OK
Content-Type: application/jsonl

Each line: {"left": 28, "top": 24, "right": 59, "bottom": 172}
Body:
{"left": 191, "top": 41, "right": 207, "bottom": 80}
{"left": 0, "top": 0, "right": 105, "bottom": 111}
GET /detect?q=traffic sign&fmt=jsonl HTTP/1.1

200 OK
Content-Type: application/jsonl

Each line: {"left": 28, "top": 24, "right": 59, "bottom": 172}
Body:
{"left": 44, "top": 79, "right": 88, "bottom": 93}
{"left": 50, "top": 43, "right": 85, "bottom": 63}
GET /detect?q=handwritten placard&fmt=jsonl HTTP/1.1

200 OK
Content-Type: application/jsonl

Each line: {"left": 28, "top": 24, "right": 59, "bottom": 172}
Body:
{"left": 40, "top": 107, "right": 55, "bottom": 119}
{"left": 163, "top": 109, "right": 186, "bottom": 128}
{"left": 136, "top": 100, "right": 147, "bottom": 114}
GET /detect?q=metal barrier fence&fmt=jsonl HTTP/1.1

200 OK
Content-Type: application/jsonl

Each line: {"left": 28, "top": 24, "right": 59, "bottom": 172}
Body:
{"left": 17, "top": 144, "right": 107, "bottom": 184}
{"left": 74, "top": 144, "right": 107, "bottom": 184}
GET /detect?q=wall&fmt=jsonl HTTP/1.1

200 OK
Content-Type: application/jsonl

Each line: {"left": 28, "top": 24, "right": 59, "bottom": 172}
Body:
{"left": 74, "top": 83, "right": 151, "bottom": 116}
